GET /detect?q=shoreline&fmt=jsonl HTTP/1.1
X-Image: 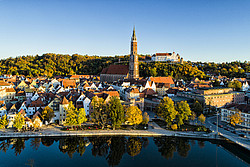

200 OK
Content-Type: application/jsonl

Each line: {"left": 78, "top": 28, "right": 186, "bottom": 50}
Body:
{"left": 0, "top": 128, "right": 220, "bottom": 140}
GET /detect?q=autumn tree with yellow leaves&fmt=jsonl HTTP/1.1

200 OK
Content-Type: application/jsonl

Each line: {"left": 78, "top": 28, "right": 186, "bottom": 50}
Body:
{"left": 125, "top": 106, "right": 143, "bottom": 126}
{"left": 229, "top": 110, "right": 243, "bottom": 126}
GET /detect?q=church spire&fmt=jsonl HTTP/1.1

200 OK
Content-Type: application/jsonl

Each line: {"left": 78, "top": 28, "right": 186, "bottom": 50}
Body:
{"left": 129, "top": 27, "right": 139, "bottom": 79}
{"left": 132, "top": 26, "right": 137, "bottom": 42}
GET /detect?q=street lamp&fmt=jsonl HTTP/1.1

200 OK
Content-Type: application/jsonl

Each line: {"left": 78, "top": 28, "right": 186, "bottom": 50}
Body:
{"left": 216, "top": 105, "right": 218, "bottom": 136}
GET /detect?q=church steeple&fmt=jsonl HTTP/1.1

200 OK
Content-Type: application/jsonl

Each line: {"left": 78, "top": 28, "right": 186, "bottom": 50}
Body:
{"left": 132, "top": 26, "right": 137, "bottom": 42}
{"left": 129, "top": 27, "right": 139, "bottom": 79}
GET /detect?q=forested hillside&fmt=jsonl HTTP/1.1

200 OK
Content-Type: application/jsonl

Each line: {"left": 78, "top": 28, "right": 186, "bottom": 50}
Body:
{"left": 139, "top": 62, "right": 208, "bottom": 81}
{"left": 0, "top": 53, "right": 128, "bottom": 77}
{"left": 0, "top": 53, "right": 248, "bottom": 80}
{"left": 193, "top": 61, "right": 249, "bottom": 78}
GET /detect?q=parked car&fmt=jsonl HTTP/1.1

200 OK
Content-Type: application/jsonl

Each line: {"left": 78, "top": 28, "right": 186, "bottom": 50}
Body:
{"left": 239, "top": 134, "right": 247, "bottom": 138}
{"left": 213, "top": 122, "right": 217, "bottom": 125}
{"left": 224, "top": 127, "right": 229, "bottom": 131}
{"left": 219, "top": 125, "right": 223, "bottom": 128}
{"left": 231, "top": 131, "right": 236, "bottom": 134}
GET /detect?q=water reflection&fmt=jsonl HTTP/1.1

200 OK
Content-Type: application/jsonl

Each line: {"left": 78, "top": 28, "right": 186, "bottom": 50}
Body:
{"left": 41, "top": 138, "right": 54, "bottom": 147}
{"left": 31, "top": 138, "right": 41, "bottom": 150}
{"left": 59, "top": 137, "right": 88, "bottom": 158}
{"left": 0, "top": 136, "right": 248, "bottom": 166}
{"left": 107, "top": 137, "right": 126, "bottom": 166}
{"left": 0, "top": 137, "right": 194, "bottom": 160}
{"left": 12, "top": 138, "right": 26, "bottom": 156}
{"left": 153, "top": 137, "right": 192, "bottom": 159}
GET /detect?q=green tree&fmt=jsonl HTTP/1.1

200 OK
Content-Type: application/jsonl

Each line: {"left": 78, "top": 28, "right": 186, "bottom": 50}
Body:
{"left": 198, "top": 114, "right": 206, "bottom": 124}
{"left": 175, "top": 101, "right": 192, "bottom": 128}
{"left": 65, "top": 102, "right": 87, "bottom": 126}
{"left": 228, "top": 80, "right": 242, "bottom": 91}
{"left": 42, "top": 106, "right": 54, "bottom": 123}
{"left": 13, "top": 113, "right": 25, "bottom": 131}
{"left": 0, "top": 115, "right": 9, "bottom": 129}
{"left": 157, "top": 97, "right": 178, "bottom": 127}
{"left": 190, "top": 111, "right": 196, "bottom": 125}
{"left": 212, "top": 80, "right": 221, "bottom": 87}
{"left": 125, "top": 106, "right": 143, "bottom": 126}
{"left": 229, "top": 110, "right": 243, "bottom": 126}
{"left": 66, "top": 102, "right": 78, "bottom": 125}
{"left": 77, "top": 108, "right": 87, "bottom": 125}
{"left": 91, "top": 96, "right": 108, "bottom": 129}
{"left": 150, "top": 67, "right": 157, "bottom": 77}
{"left": 107, "top": 97, "right": 124, "bottom": 129}
{"left": 192, "top": 100, "right": 203, "bottom": 115}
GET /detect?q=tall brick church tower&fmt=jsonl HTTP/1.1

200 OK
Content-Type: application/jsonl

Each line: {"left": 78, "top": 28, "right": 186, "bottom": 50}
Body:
{"left": 129, "top": 27, "right": 139, "bottom": 79}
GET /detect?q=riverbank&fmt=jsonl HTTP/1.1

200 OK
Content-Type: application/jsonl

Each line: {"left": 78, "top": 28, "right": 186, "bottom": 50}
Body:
{"left": 0, "top": 123, "right": 219, "bottom": 141}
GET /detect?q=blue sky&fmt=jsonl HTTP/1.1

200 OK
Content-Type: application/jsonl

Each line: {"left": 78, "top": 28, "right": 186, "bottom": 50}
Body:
{"left": 0, "top": 0, "right": 249, "bottom": 62}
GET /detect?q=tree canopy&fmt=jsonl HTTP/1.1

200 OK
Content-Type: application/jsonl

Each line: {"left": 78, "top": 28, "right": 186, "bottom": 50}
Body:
{"left": 0, "top": 115, "right": 9, "bottom": 129}
{"left": 198, "top": 114, "right": 206, "bottom": 124}
{"left": 175, "top": 101, "right": 192, "bottom": 127}
{"left": 157, "top": 97, "right": 178, "bottom": 126}
{"left": 125, "top": 106, "right": 143, "bottom": 125}
{"left": 42, "top": 106, "right": 54, "bottom": 123}
{"left": 107, "top": 97, "right": 125, "bottom": 129}
{"left": 229, "top": 110, "right": 243, "bottom": 126}
{"left": 65, "top": 101, "right": 87, "bottom": 126}
{"left": 192, "top": 100, "right": 204, "bottom": 115}
{"left": 13, "top": 113, "right": 25, "bottom": 131}
{"left": 0, "top": 54, "right": 248, "bottom": 80}
{"left": 91, "top": 97, "right": 108, "bottom": 129}
{"left": 228, "top": 80, "right": 242, "bottom": 91}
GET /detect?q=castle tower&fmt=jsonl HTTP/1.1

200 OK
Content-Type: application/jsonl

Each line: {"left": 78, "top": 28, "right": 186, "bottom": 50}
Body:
{"left": 129, "top": 27, "right": 139, "bottom": 79}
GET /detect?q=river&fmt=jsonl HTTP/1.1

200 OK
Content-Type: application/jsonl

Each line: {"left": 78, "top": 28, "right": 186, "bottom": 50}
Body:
{"left": 0, "top": 136, "right": 248, "bottom": 167}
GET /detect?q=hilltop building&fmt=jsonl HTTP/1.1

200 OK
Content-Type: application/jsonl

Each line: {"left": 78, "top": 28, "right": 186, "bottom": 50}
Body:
{"left": 151, "top": 52, "right": 183, "bottom": 63}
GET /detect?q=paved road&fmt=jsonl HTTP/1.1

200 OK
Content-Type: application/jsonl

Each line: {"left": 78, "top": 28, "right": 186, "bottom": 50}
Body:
{"left": 205, "top": 115, "right": 250, "bottom": 150}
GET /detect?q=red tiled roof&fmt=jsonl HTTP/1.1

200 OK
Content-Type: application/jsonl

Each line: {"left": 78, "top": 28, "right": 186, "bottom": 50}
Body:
{"left": 62, "top": 79, "right": 76, "bottom": 88}
{"left": 30, "top": 100, "right": 45, "bottom": 107}
{"left": 5, "top": 88, "right": 15, "bottom": 92}
{"left": 102, "top": 91, "right": 120, "bottom": 97}
{"left": 0, "top": 81, "right": 10, "bottom": 86}
{"left": 142, "top": 88, "right": 157, "bottom": 95}
{"left": 101, "top": 68, "right": 108, "bottom": 74}
{"left": 69, "top": 75, "right": 90, "bottom": 79}
{"left": 130, "top": 88, "right": 139, "bottom": 93}
{"left": 155, "top": 53, "right": 172, "bottom": 56}
{"left": 101, "top": 65, "right": 129, "bottom": 75}
{"left": 150, "top": 77, "right": 174, "bottom": 84}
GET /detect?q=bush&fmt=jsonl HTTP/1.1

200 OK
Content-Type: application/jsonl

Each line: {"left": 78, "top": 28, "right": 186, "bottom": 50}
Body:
{"left": 202, "top": 126, "right": 207, "bottom": 131}
{"left": 171, "top": 124, "right": 178, "bottom": 130}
